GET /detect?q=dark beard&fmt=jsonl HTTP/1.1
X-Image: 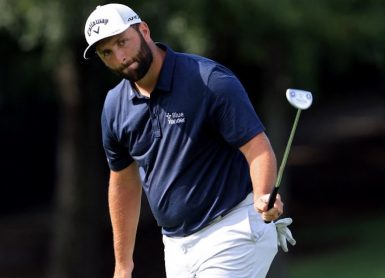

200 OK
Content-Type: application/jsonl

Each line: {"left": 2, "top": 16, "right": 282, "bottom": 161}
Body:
{"left": 113, "top": 31, "right": 153, "bottom": 82}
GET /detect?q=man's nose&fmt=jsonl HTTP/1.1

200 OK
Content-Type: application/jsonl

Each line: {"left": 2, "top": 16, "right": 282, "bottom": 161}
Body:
{"left": 115, "top": 50, "right": 127, "bottom": 63}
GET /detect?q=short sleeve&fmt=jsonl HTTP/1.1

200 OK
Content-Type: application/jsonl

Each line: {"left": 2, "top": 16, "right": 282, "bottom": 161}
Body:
{"left": 101, "top": 108, "right": 134, "bottom": 171}
{"left": 207, "top": 66, "right": 265, "bottom": 147}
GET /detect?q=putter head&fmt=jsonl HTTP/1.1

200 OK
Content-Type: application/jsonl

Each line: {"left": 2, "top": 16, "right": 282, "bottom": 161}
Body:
{"left": 286, "top": 89, "right": 313, "bottom": 110}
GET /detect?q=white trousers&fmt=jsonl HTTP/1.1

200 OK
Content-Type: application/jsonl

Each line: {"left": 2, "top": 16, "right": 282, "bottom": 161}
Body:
{"left": 162, "top": 194, "right": 278, "bottom": 278}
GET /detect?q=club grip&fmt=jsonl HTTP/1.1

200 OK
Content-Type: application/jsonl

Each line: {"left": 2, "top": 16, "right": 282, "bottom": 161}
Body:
{"left": 264, "top": 186, "right": 279, "bottom": 224}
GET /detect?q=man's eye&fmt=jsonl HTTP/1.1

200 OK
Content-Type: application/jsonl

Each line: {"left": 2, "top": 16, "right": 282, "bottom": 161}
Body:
{"left": 118, "top": 39, "right": 129, "bottom": 47}
{"left": 101, "top": 51, "right": 111, "bottom": 58}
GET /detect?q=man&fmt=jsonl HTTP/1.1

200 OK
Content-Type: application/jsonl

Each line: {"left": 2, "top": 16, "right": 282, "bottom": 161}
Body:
{"left": 83, "top": 4, "right": 295, "bottom": 278}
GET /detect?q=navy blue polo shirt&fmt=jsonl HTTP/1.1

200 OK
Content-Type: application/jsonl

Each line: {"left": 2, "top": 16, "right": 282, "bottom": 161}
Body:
{"left": 101, "top": 43, "right": 265, "bottom": 237}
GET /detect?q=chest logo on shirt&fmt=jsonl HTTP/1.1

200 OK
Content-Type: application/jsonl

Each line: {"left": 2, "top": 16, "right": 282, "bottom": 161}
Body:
{"left": 166, "top": 112, "right": 186, "bottom": 125}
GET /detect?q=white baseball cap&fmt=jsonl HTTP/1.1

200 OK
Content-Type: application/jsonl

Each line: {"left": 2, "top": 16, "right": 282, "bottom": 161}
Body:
{"left": 83, "top": 3, "right": 142, "bottom": 59}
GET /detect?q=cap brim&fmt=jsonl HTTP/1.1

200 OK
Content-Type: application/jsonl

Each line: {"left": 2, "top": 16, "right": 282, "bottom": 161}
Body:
{"left": 83, "top": 24, "right": 132, "bottom": 59}
{"left": 83, "top": 44, "right": 97, "bottom": 59}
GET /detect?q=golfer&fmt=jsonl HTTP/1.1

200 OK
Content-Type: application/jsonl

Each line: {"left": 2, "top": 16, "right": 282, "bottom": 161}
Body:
{"left": 83, "top": 3, "right": 294, "bottom": 278}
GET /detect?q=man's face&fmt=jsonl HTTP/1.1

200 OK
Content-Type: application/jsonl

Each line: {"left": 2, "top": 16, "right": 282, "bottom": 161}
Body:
{"left": 96, "top": 25, "right": 153, "bottom": 82}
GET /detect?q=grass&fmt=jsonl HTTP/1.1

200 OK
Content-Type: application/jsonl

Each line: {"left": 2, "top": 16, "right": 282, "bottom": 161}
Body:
{"left": 287, "top": 214, "right": 385, "bottom": 278}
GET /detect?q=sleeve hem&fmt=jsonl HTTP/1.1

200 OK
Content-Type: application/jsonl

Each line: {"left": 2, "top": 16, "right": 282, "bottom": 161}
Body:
{"left": 109, "top": 159, "right": 134, "bottom": 172}
{"left": 233, "top": 126, "right": 265, "bottom": 148}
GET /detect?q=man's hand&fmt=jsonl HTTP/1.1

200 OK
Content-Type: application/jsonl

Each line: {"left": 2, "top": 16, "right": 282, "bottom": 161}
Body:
{"left": 254, "top": 193, "right": 284, "bottom": 222}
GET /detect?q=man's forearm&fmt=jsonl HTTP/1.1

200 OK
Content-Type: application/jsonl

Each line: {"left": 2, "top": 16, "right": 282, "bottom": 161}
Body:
{"left": 109, "top": 163, "right": 142, "bottom": 273}
{"left": 240, "top": 132, "right": 285, "bottom": 221}
{"left": 249, "top": 144, "right": 277, "bottom": 198}
{"left": 240, "top": 132, "right": 277, "bottom": 197}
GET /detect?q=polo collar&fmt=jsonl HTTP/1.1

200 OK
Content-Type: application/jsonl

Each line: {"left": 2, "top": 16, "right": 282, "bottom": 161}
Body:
{"left": 155, "top": 43, "right": 175, "bottom": 92}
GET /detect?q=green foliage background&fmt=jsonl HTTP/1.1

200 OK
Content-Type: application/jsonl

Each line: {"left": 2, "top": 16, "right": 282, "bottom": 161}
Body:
{"left": 1, "top": 0, "right": 385, "bottom": 94}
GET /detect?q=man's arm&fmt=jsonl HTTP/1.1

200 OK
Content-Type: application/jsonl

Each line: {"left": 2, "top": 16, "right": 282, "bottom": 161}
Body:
{"left": 239, "top": 132, "right": 283, "bottom": 222}
{"left": 109, "top": 162, "right": 142, "bottom": 278}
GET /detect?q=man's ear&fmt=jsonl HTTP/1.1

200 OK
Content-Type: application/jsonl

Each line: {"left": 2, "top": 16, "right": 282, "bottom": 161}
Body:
{"left": 138, "top": 22, "right": 151, "bottom": 40}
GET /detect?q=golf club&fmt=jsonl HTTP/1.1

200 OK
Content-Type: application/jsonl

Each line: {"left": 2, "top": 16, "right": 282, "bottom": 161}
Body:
{"left": 265, "top": 89, "right": 313, "bottom": 223}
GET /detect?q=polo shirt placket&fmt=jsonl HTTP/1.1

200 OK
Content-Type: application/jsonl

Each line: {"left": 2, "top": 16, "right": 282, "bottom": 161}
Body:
{"left": 148, "top": 96, "right": 162, "bottom": 139}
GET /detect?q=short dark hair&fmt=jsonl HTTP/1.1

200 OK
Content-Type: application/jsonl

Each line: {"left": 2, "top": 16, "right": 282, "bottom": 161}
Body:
{"left": 131, "top": 23, "right": 141, "bottom": 32}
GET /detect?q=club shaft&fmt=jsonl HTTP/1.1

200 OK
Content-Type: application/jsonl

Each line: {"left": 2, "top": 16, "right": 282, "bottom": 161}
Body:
{"left": 267, "top": 108, "right": 302, "bottom": 209}
{"left": 264, "top": 109, "right": 302, "bottom": 224}
{"left": 275, "top": 108, "right": 302, "bottom": 191}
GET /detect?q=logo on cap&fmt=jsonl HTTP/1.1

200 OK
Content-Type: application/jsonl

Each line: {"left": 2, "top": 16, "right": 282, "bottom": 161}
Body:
{"left": 127, "top": 15, "right": 140, "bottom": 22}
{"left": 87, "top": 19, "right": 109, "bottom": 37}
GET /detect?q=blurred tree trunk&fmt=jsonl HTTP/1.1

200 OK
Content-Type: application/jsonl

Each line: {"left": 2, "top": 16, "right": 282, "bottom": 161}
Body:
{"left": 264, "top": 86, "right": 291, "bottom": 278}
{"left": 262, "top": 44, "right": 292, "bottom": 278}
{"left": 47, "top": 51, "right": 108, "bottom": 278}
